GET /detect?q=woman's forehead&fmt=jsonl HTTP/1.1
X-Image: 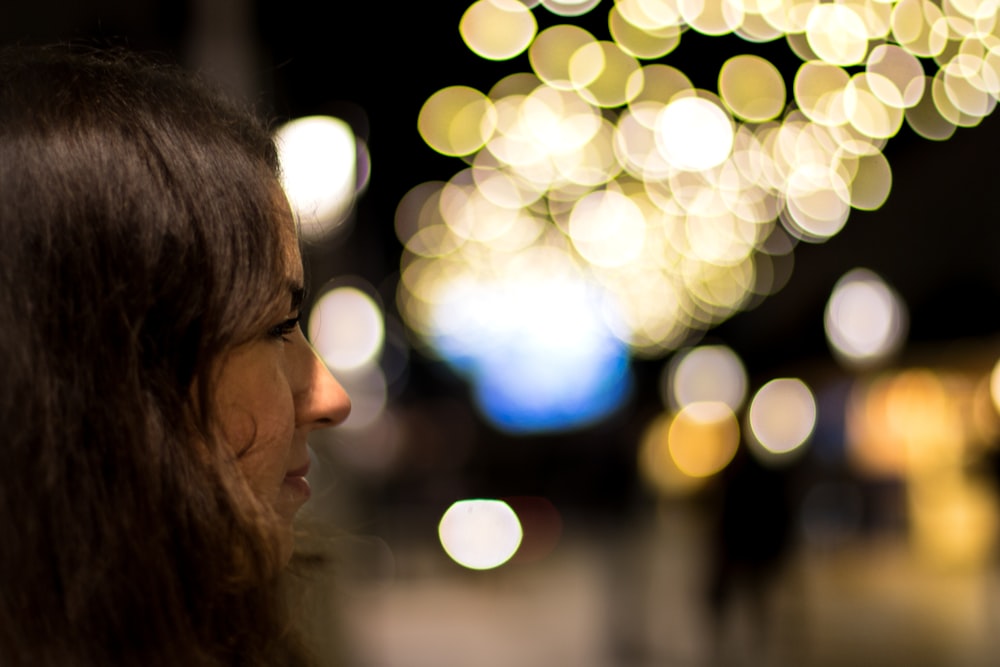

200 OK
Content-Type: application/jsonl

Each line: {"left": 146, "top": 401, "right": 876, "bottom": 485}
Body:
{"left": 273, "top": 186, "right": 304, "bottom": 285}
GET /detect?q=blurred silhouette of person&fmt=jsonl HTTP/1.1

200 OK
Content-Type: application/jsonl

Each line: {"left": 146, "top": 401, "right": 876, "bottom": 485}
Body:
{"left": 705, "top": 445, "right": 796, "bottom": 664}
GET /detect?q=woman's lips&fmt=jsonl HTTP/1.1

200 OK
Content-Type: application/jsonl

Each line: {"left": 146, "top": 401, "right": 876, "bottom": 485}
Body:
{"left": 282, "top": 461, "right": 311, "bottom": 501}
{"left": 285, "top": 461, "right": 310, "bottom": 478}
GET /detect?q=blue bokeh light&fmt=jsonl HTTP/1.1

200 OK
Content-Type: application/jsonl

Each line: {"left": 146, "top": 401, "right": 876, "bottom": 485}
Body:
{"left": 431, "top": 278, "right": 632, "bottom": 434}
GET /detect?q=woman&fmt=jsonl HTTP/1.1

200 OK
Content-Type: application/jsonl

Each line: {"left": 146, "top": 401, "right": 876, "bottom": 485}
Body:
{"left": 0, "top": 45, "right": 351, "bottom": 665}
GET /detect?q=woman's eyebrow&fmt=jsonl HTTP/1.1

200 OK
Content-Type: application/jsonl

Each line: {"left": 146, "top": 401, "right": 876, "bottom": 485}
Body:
{"left": 290, "top": 283, "right": 305, "bottom": 312}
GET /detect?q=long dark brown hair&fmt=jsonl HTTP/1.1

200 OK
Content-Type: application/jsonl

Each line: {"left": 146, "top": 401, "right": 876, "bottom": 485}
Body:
{"left": 0, "top": 45, "right": 316, "bottom": 665}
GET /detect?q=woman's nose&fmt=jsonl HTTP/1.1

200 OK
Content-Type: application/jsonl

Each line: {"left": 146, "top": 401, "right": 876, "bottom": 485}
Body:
{"left": 295, "top": 340, "right": 351, "bottom": 430}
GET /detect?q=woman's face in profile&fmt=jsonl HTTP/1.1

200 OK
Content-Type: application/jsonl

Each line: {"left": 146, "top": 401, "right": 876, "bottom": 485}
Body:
{"left": 211, "top": 199, "right": 351, "bottom": 540}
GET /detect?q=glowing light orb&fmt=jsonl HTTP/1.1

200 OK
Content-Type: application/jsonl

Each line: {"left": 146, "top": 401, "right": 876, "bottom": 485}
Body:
{"left": 460, "top": 0, "right": 538, "bottom": 61}
{"left": 569, "top": 40, "right": 642, "bottom": 108}
{"left": 664, "top": 344, "right": 748, "bottom": 411}
{"left": 719, "top": 54, "right": 786, "bottom": 122}
{"left": 849, "top": 153, "right": 893, "bottom": 211}
{"left": 308, "top": 285, "right": 385, "bottom": 371}
{"left": 540, "top": 0, "right": 603, "bottom": 16}
{"left": 748, "top": 378, "right": 817, "bottom": 455}
{"left": 905, "top": 75, "right": 958, "bottom": 139}
{"left": 568, "top": 189, "right": 646, "bottom": 267}
{"left": 866, "top": 44, "right": 926, "bottom": 109}
{"left": 806, "top": 4, "right": 870, "bottom": 66}
{"left": 418, "top": 86, "right": 497, "bottom": 157}
{"left": 439, "top": 499, "right": 523, "bottom": 570}
{"left": 794, "top": 61, "right": 851, "bottom": 126}
{"left": 844, "top": 74, "right": 905, "bottom": 139}
{"left": 668, "top": 401, "right": 740, "bottom": 477}
{"left": 430, "top": 269, "right": 632, "bottom": 434}
{"left": 530, "top": 24, "right": 597, "bottom": 90}
{"left": 656, "top": 96, "right": 734, "bottom": 171}
{"left": 609, "top": 6, "right": 682, "bottom": 59}
{"left": 275, "top": 116, "right": 356, "bottom": 241}
{"left": 616, "top": 0, "right": 684, "bottom": 30}
{"left": 824, "top": 268, "right": 907, "bottom": 367}
{"left": 679, "top": 0, "right": 745, "bottom": 36}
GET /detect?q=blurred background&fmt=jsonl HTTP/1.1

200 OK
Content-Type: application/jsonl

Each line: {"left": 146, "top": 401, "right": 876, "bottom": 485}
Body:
{"left": 8, "top": 0, "right": 1000, "bottom": 665}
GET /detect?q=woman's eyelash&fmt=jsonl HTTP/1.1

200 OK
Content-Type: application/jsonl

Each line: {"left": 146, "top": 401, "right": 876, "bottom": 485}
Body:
{"left": 268, "top": 315, "right": 300, "bottom": 340}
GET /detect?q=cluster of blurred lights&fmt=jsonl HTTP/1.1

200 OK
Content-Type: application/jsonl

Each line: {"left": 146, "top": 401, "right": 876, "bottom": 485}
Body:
{"left": 846, "top": 366, "right": 1000, "bottom": 566}
{"left": 398, "top": 0, "right": 995, "bottom": 383}
{"left": 396, "top": 0, "right": 997, "bottom": 429}
{"left": 639, "top": 266, "right": 907, "bottom": 494}
{"left": 641, "top": 343, "right": 818, "bottom": 495}
{"left": 639, "top": 336, "right": 1000, "bottom": 567}
{"left": 436, "top": 345, "right": 1000, "bottom": 570}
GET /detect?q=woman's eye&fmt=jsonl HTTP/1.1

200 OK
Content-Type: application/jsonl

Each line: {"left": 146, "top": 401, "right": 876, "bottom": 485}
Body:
{"left": 268, "top": 315, "right": 300, "bottom": 341}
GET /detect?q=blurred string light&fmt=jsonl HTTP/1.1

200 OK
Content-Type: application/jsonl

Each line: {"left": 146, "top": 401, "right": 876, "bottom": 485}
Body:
{"left": 824, "top": 268, "right": 908, "bottom": 369}
{"left": 438, "top": 499, "right": 524, "bottom": 570}
{"left": 396, "top": 0, "right": 989, "bottom": 430}
{"left": 275, "top": 115, "right": 358, "bottom": 241}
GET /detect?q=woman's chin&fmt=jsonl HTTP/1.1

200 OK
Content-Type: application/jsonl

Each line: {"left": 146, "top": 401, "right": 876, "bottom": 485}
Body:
{"left": 273, "top": 480, "right": 312, "bottom": 565}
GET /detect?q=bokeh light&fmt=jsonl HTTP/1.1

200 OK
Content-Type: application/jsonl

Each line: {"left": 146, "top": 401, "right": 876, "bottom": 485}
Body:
{"left": 867, "top": 44, "right": 926, "bottom": 109}
{"left": 662, "top": 344, "right": 748, "bottom": 411}
{"left": 418, "top": 86, "right": 497, "bottom": 157}
{"left": 656, "top": 96, "right": 735, "bottom": 171}
{"left": 824, "top": 268, "right": 908, "bottom": 368}
{"left": 275, "top": 115, "right": 357, "bottom": 240}
{"left": 530, "top": 24, "right": 597, "bottom": 90}
{"left": 460, "top": 0, "right": 538, "bottom": 61}
{"left": 609, "top": 5, "right": 681, "bottom": 59}
{"left": 541, "top": 0, "right": 603, "bottom": 17}
{"left": 668, "top": 401, "right": 740, "bottom": 477}
{"left": 719, "top": 55, "right": 786, "bottom": 122}
{"left": 806, "top": 4, "right": 870, "bottom": 66}
{"left": 748, "top": 378, "right": 817, "bottom": 455}
{"left": 438, "top": 499, "right": 523, "bottom": 570}
{"left": 847, "top": 369, "right": 964, "bottom": 478}
{"left": 308, "top": 284, "right": 385, "bottom": 372}
{"left": 567, "top": 189, "right": 645, "bottom": 266}
{"left": 638, "top": 413, "right": 714, "bottom": 497}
